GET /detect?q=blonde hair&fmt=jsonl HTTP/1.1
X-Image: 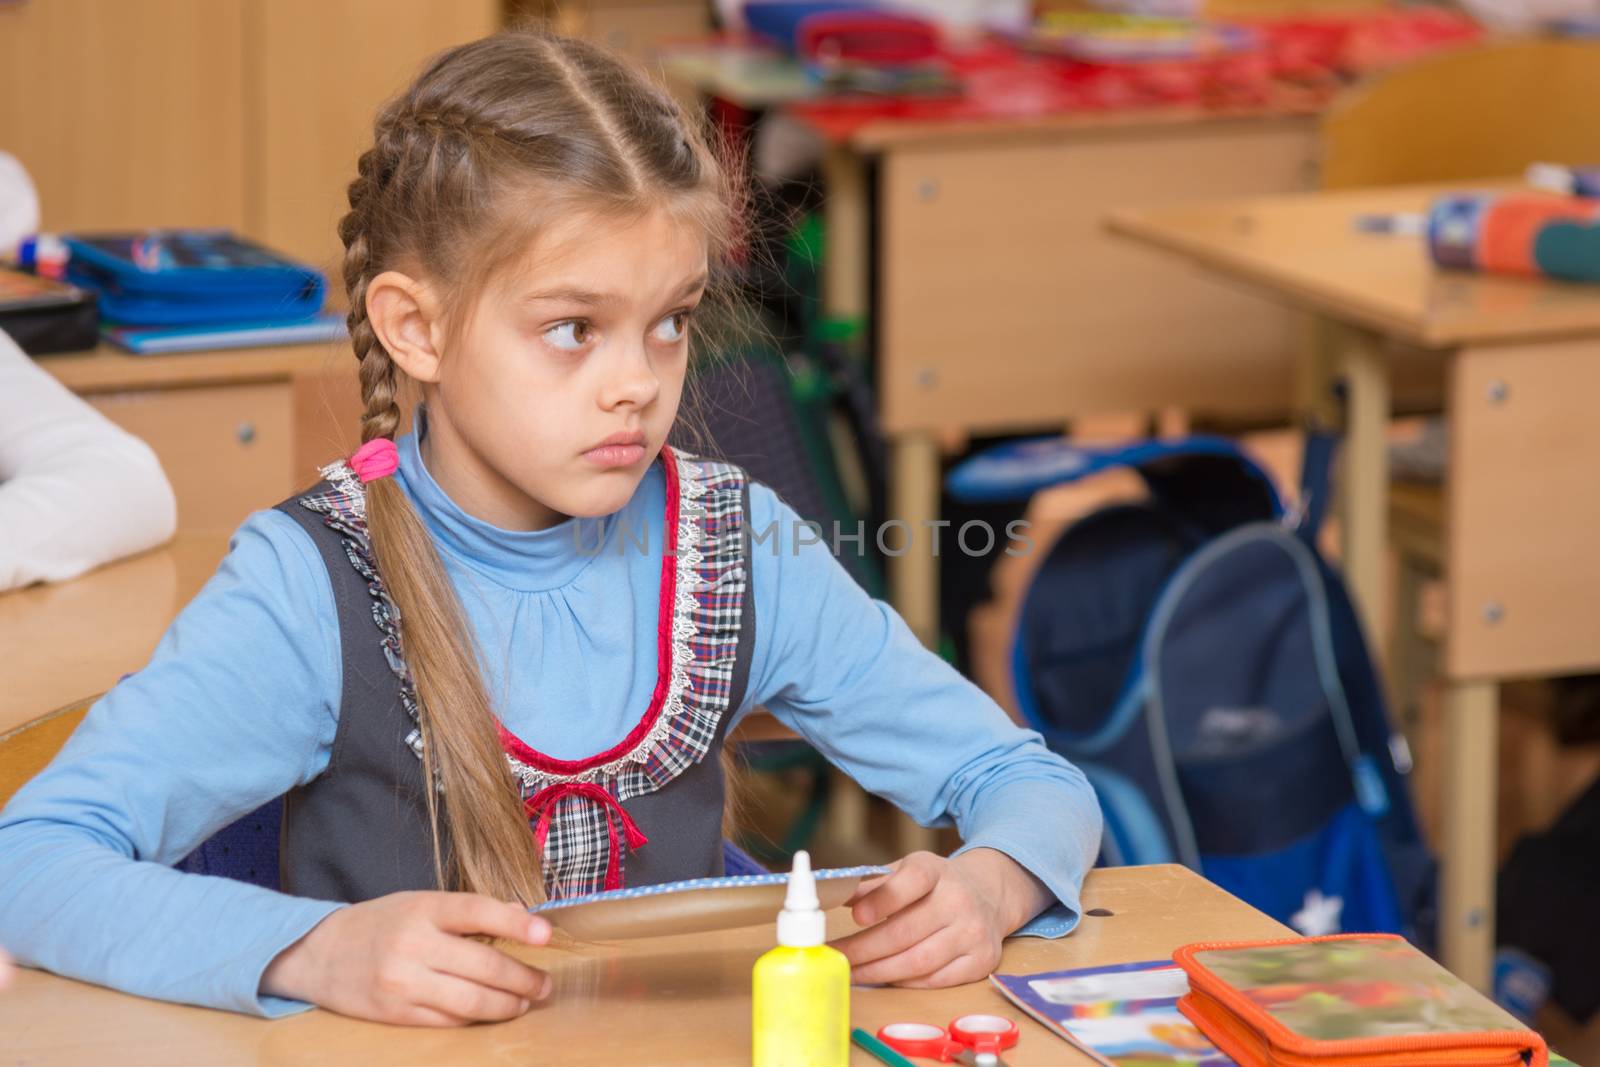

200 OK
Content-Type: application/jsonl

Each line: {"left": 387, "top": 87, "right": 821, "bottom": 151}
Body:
{"left": 338, "top": 30, "right": 741, "bottom": 904}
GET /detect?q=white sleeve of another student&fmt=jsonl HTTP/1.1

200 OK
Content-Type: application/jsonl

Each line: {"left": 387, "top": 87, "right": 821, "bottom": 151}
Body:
{"left": 0, "top": 328, "right": 178, "bottom": 590}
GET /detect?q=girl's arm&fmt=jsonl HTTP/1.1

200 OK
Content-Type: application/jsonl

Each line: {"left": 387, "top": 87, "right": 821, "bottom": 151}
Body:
{"left": 0, "top": 510, "right": 346, "bottom": 1015}
{"left": 735, "top": 485, "right": 1103, "bottom": 982}
{"left": 0, "top": 510, "right": 556, "bottom": 1025}
{"left": 0, "top": 329, "right": 177, "bottom": 591}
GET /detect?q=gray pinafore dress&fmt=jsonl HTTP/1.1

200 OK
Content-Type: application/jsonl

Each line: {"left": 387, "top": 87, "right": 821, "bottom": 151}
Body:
{"left": 269, "top": 446, "right": 754, "bottom": 901}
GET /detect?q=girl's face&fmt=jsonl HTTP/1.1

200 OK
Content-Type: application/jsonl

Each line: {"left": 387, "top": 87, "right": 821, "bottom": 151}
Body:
{"left": 417, "top": 207, "right": 709, "bottom": 531}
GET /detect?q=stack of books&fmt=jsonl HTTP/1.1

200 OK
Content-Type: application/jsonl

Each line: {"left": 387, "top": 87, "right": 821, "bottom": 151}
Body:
{"left": 63, "top": 230, "right": 346, "bottom": 355}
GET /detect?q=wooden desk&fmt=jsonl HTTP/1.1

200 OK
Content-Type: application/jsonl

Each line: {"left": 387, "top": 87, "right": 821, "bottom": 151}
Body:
{"left": 1108, "top": 182, "right": 1600, "bottom": 991}
{"left": 0, "top": 535, "right": 231, "bottom": 737}
{"left": 0, "top": 864, "right": 1287, "bottom": 1066}
{"left": 1107, "top": 184, "right": 1600, "bottom": 348}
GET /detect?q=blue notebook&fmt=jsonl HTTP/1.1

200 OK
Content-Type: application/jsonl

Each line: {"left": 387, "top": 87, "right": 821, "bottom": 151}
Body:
{"left": 102, "top": 312, "right": 347, "bottom": 355}
{"left": 990, "top": 960, "right": 1235, "bottom": 1066}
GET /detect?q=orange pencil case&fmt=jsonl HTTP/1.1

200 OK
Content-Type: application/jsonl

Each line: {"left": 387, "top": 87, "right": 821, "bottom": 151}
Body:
{"left": 1173, "top": 933, "right": 1548, "bottom": 1067}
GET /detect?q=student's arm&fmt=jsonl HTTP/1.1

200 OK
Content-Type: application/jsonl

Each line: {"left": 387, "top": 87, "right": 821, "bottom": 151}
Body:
{"left": 0, "top": 328, "right": 178, "bottom": 591}
{"left": 0, "top": 510, "right": 346, "bottom": 1016}
{"left": 735, "top": 485, "right": 1102, "bottom": 975}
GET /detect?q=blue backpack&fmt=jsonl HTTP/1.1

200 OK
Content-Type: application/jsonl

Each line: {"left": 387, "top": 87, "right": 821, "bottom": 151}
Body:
{"left": 949, "top": 434, "right": 1435, "bottom": 942}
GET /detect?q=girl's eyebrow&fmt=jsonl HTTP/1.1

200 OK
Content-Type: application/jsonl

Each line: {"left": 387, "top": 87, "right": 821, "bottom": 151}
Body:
{"left": 522, "top": 286, "right": 617, "bottom": 308}
{"left": 671, "top": 274, "right": 710, "bottom": 301}
{"left": 521, "top": 274, "right": 709, "bottom": 308}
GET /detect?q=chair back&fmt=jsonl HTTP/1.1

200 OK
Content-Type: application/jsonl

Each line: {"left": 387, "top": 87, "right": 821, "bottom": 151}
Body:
{"left": 0, "top": 697, "right": 94, "bottom": 808}
{"left": 1322, "top": 39, "right": 1600, "bottom": 189}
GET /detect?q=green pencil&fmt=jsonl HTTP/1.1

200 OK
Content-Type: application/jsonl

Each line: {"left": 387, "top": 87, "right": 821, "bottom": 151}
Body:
{"left": 851, "top": 1027, "right": 917, "bottom": 1067}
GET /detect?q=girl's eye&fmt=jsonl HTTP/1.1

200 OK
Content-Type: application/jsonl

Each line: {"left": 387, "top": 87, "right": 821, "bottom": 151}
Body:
{"left": 544, "top": 320, "right": 593, "bottom": 352}
{"left": 652, "top": 310, "right": 691, "bottom": 344}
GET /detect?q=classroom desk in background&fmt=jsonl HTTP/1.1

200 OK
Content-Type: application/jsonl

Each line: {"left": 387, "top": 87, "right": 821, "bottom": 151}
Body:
{"left": 665, "top": 43, "right": 1328, "bottom": 658}
{"left": 0, "top": 534, "right": 230, "bottom": 737}
{"left": 1107, "top": 180, "right": 1600, "bottom": 994}
{"left": 0, "top": 863, "right": 1288, "bottom": 1066}
{"left": 35, "top": 342, "right": 367, "bottom": 539}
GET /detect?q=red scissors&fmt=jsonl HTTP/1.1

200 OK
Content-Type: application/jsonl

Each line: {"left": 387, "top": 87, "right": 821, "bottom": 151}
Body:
{"left": 877, "top": 1013, "right": 1020, "bottom": 1066}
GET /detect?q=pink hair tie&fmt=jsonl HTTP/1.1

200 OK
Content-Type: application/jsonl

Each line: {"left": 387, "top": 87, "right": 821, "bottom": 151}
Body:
{"left": 350, "top": 438, "right": 399, "bottom": 483}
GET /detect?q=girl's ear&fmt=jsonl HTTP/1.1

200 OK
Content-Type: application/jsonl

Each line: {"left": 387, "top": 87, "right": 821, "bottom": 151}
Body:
{"left": 366, "top": 270, "right": 445, "bottom": 383}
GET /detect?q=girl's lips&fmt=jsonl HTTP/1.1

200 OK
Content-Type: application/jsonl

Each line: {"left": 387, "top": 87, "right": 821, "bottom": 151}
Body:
{"left": 582, "top": 443, "right": 646, "bottom": 468}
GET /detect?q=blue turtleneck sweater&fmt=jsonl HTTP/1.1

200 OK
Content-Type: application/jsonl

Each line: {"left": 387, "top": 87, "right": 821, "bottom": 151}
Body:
{"left": 0, "top": 420, "right": 1101, "bottom": 1016}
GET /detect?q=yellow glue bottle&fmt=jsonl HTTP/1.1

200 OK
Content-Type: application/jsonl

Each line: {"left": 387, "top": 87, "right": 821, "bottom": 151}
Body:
{"left": 752, "top": 850, "right": 850, "bottom": 1067}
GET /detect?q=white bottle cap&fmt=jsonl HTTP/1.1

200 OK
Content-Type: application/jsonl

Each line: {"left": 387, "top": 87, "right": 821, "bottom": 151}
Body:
{"left": 776, "top": 850, "right": 826, "bottom": 947}
{"left": 1526, "top": 162, "right": 1574, "bottom": 194}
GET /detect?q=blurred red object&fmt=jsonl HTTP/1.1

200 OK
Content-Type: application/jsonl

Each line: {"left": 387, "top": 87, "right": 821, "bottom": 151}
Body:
{"left": 1248, "top": 7, "right": 1482, "bottom": 83}
{"left": 782, "top": 7, "right": 1482, "bottom": 142}
{"left": 797, "top": 11, "right": 942, "bottom": 65}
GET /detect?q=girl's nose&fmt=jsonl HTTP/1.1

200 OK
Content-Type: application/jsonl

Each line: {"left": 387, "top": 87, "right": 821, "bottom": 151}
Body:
{"left": 599, "top": 342, "right": 661, "bottom": 411}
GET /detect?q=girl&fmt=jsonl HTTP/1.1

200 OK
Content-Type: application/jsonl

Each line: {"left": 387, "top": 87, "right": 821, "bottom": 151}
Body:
{"left": 0, "top": 31, "right": 1100, "bottom": 1026}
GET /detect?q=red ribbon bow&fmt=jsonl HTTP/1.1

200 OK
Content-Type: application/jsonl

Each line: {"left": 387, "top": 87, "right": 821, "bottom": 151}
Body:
{"left": 523, "top": 781, "right": 649, "bottom": 892}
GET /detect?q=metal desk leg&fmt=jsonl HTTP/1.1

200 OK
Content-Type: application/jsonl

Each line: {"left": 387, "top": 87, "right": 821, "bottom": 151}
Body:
{"left": 1335, "top": 324, "right": 1391, "bottom": 650}
{"left": 890, "top": 431, "right": 942, "bottom": 856}
{"left": 1441, "top": 679, "right": 1498, "bottom": 990}
{"left": 822, "top": 145, "right": 868, "bottom": 324}
{"left": 819, "top": 144, "right": 876, "bottom": 852}
{"left": 822, "top": 144, "right": 939, "bottom": 858}
{"left": 889, "top": 431, "right": 940, "bottom": 650}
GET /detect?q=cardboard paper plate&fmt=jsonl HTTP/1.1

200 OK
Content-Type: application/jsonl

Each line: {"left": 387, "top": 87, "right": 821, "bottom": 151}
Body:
{"left": 530, "top": 865, "right": 889, "bottom": 941}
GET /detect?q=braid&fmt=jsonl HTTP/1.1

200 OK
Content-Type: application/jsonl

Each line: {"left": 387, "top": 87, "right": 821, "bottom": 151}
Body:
{"left": 357, "top": 348, "right": 403, "bottom": 443}
{"left": 408, "top": 108, "right": 507, "bottom": 144}
{"left": 339, "top": 145, "right": 403, "bottom": 444}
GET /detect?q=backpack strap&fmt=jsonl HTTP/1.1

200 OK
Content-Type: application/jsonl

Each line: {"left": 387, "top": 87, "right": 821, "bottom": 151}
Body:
{"left": 1296, "top": 426, "right": 1340, "bottom": 547}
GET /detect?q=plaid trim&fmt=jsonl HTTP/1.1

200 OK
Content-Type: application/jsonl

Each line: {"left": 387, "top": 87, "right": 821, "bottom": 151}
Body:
{"left": 298, "top": 462, "right": 425, "bottom": 759}
{"left": 536, "top": 794, "right": 613, "bottom": 900}
{"left": 505, "top": 449, "right": 749, "bottom": 897}
{"left": 297, "top": 450, "right": 750, "bottom": 900}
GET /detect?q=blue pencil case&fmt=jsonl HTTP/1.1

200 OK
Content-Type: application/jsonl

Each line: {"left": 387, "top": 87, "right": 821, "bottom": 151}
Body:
{"left": 63, "top": 230, "right": 326, "bottom": 325}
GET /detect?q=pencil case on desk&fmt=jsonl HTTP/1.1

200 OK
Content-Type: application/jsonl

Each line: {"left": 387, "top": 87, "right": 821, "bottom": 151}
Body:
{"left": 62, "top": 230, "right": 325, "bottom": 325}
{"left": 0, "top": 268, "right": 99, "bottom": 355}
{"left": 1173, "top": 934, "right": 1548, "bottom": 1067}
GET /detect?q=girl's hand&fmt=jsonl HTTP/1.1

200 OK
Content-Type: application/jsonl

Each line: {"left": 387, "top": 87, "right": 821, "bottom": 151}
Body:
{"left": 0, "top": 946, "right": 13, "bottom": 992}
{"left": 830, "top": 849, "right": 1051, "bottom": 988}
{"left": 260, "top": 891, "right": 554, "bottom": 1026}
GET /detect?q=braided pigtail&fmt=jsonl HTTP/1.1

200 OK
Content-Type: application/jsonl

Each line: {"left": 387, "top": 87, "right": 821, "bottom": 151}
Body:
{"left": 340, "top": 136, "right": 546, "bottom": 905}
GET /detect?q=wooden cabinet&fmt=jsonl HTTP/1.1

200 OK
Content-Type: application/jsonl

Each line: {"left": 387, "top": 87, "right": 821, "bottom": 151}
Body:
{"left": 879, "top": 117, "right": 1321, "bottom": 434}
{"left": 246, "top": 0, "right": 502, "bottom": 273}
{"left": 0, "top": 0, "right": 499, "bottom": 273}
{"left": 41, "top": 344, "right": 361, "bottom": 537}
{"left": 89, "top": 383, "right": 293, "bottom": 536}
{"left": 0, "top": 0, "right": 248, "bottom": 233}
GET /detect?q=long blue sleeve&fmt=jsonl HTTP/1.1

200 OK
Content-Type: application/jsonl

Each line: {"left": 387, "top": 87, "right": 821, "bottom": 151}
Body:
{"left": 0, "top": 510, "right": 346, "bottom": 1016}
{"left": 734, "top": 485, "right": 1102, "bottom": 928}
